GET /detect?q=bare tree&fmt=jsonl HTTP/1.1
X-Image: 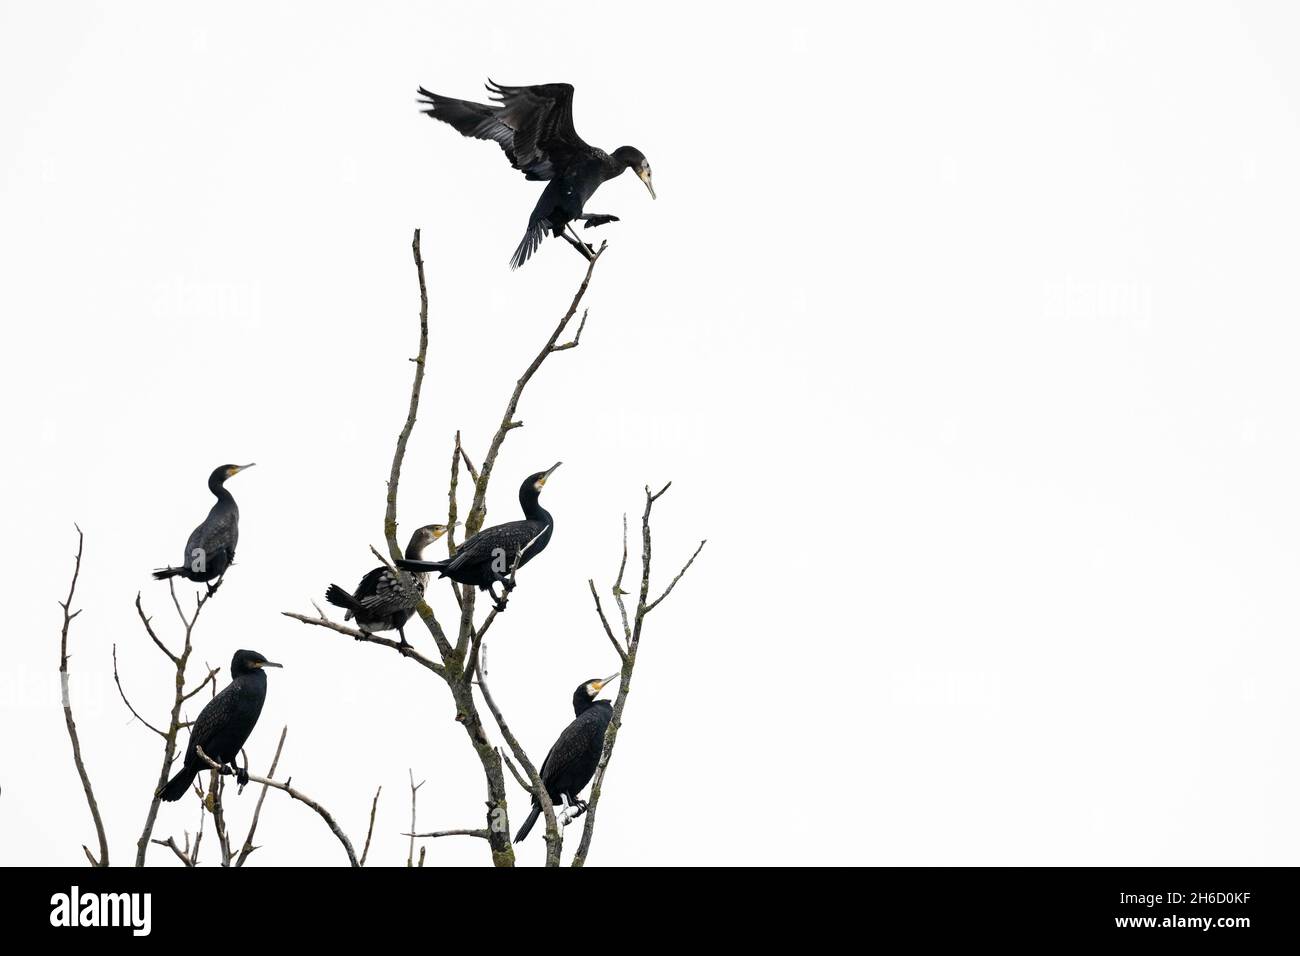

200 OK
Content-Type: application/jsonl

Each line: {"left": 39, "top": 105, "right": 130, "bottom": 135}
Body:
{"left": 55, "top": 228, "right": 702, "bottom": 867}
{"left": 286, "top": 230, "right": 705, "bottom": 866}
{"left": 54, "top": 530, "right": 379, "bottom": 866}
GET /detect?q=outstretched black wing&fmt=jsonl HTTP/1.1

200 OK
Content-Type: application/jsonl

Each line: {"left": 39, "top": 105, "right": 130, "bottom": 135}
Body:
{"left": 416, "top": 81, "right": 586, "bottom": 181}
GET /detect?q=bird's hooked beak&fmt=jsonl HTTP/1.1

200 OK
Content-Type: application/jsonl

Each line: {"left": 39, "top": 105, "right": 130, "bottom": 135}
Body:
{"left": 227, "top": 463, "right": 256, "bottom": 478}
{"left": 590, "top": 672, "right": 620, "bottom": 696}
{"left": 430, "top": 521, "right": 463, "bottom": 540}
{"left": 536, "top": 461, "right": 562, "bottom": 488}
{"left": 637, "top": 165, "right": 656, "bottom": 200}
{"left": 254, "top": 660, "right": 282, "bottom": 669}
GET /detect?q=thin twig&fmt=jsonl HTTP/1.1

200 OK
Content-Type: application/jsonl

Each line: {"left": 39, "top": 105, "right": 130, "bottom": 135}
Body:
{"left": 407, "top": 769, "right": 425, "bottom": 867}
{"left": 646, "top": 539, "right": 707, "bottom": 613}
{"left": 57, "top": 525, "right": 109, "bottom": 867}
{"left": 381, "top": 229, "right": 456, "bottom": 664}
{"left": 111, "top": 643, "right": 167, "bottom": 738}
{"left": 360, "top": 785, "right": 382, "bottom": 867}
{"left": 234, "top": 725, "right": 288, "bottom": 867}
{"left": 281, "top": 610, "right": 445, "bottom": 676}
{"left": 195, "top": 745, "right": 362, "bottom": 867}
{"left": 588, "top": 580, "right": 628, "bottom": 662}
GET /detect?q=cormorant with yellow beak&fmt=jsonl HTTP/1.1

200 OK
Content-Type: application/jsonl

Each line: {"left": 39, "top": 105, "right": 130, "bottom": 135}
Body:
{"left": 416, "top": 81, "right": 655, "bottom": 268}
{"left": 397, "top": 464, "right": 561, "bottom": 612}
{"left": 152, "top": 463, "right": 254, "bottom": 596}
{"left": 325, "top": 523, "right": 457, "bottom": 647}
{"left": 515, "top": 673, "right": 620, "bottom": 843}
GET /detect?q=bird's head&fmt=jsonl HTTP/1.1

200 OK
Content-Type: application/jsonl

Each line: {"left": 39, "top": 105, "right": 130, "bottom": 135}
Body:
{"left": 409, "top": 522, "right": 460, "bottom": 558}
{"left": 208, "top": 462, "right": 255, "bottom": 492}
{"left": 520, "top": 462, "right": 562, "bottom": 502}
{"left": 613, "top": 146, "right": 655, "bottom": 199}
{"left": 231, "top": 649, "right": 282, "bottom": 678}
{"left": 572, "top": 673, "right": 620, "bottom": 714}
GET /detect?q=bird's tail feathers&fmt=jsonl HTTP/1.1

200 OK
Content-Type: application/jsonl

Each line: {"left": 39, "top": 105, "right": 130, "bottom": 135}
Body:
{"left": 158, "top": 765, "right": 198, "bottom": 802}
{"left": 325, "top": 584, "right": 363, "bottom": 617}
{"left": 511, "top": 218, "right": 549, "bottom": 270}
{"left": 152, "top": 566, "right": 182, "bottom": 581}
{"left": 396, "top": 558, "right": 447, "bottom": 575}
{"left": 514, "top": 803, "right": 541, "bottom": 843}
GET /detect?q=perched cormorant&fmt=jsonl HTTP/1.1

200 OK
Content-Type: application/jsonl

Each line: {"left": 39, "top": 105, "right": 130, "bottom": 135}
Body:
{"left": 152, "top": 463, "right": 254, "bottom": 596}
{"left": 396, "top": 463, "right": 560, "bottom": 611}
{"left": 514, "top": 674, "right": 620, "bottom": 843}
{"left": 416, "top": 81, "right": 655, "bottom": 268}
{"left": 158, "top": 649, "right": 281, "bottom": 802}
{"left": 324, "top": 523, "right": 456, "bottom": 647}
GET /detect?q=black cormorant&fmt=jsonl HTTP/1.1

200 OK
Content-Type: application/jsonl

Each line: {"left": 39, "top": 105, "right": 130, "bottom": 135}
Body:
{"left": 416, "top": 81, "right": 655, "bottom": 268}
{"left": 152, "top": 463, "right": 254, "bottom": 596}
{"left": 396, "top": 463, "right": 560, "bottom": 611}
{"left": 158, "top": 649, "right": 281, "bottom": 802}
{"left": 324, "top": 523, "right": 456, "bottom": 647}
{"left": 514, "top": 673, "right": 619, "bottom": 843}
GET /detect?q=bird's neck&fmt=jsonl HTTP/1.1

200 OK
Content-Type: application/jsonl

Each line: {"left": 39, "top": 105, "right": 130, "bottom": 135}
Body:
{"left": 603, "top": 156, "right": 630, "bottom": 180}
{"left": 519, "top": 492, "right": 551, "bottom": 524}
{"left": 574, "top": 697, "right": 610, "bottom": 717}
{"left": 208, "top": 479, "right": 234, "bottom": 505}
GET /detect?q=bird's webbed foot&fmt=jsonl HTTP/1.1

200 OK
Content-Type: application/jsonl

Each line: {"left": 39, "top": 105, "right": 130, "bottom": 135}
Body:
{"left": 235, "top": 765, "right": 250, "bottom": 788}
{"left": 582, "top": 214, "right": 619, "bottom": 229}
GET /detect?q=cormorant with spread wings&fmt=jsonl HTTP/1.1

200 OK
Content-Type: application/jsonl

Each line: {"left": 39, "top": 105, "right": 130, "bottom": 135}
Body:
{"left": 416, "top": 81, "right": 655, "bottom": 268}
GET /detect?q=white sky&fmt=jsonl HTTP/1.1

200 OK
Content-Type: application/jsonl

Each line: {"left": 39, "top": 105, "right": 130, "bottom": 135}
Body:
{"left": 2, "top": 2, "right": 1299, "bottom": 866}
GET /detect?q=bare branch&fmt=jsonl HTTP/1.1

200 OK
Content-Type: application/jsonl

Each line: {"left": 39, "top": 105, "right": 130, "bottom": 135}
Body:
{"left": 281, "top": 610, "right": 445, "bottom": 676}
{"left": 407, "top": 769, "right": 424, "bottom": 867}
{"left": 573, "top": 483, "right": 701, "bottom": 866}
{"left": 151, "top": 836, "right": 195, "bottom": 867}
{"left": 588, "top": 579, "right": 628, "bottom": 662}
{"left": 498, "top": 747, "right": 534, "bottom": 795}
{"left": 407, "top": 829, "right": 489, "bottom": 840}
{"left": 134, "top": 574, "right": 217, "bottom": 865}
{"left": 549, "top": 307, "right": 589, "bottom": 352}
{"left": 645, "top": 539, "right": 707, "bottom": 613}
{"left": 133, "top": 592, "right": 177, "bottom": 664}
{"left": 111, "top": 643, "right": 166, "bottom": 739}
{"left": 473, "top": 658, "right": 560, "bottom": 866}
{"left": 180, "top": 666, "right": 220, "bottom": 701}
{"left": 195, "top": 745, "right": 362, "bottom": 867}
{"left": 57, "top": 525, "right": 109, "bottom": 867}
{"left": 234, "top": 725, "right": 287, "bottom": 867}
{"left": 384, "top": 228, "right": 430, "bottom": 564}
{"left": 360, "top": 785, "right": 382, "bottom": 867}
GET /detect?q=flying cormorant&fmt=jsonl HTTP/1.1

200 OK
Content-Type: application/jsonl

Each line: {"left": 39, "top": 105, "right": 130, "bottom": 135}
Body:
{"left": 396, "top": 463, "right": 560, "bottom": 611}
{"left": 158, "top": 649, "right": 281, "bottom": 802}
{"left": 416, "top": 81, "right": 655, "bottom": 268}
{"left": 324, "top": 523, "right": 456, "bottom": 647}
{"left": 514, "top": 673, "right": 619, "bottom": 843}
{"left": 152, "top": 463, "right": 254, "bottom": 596}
